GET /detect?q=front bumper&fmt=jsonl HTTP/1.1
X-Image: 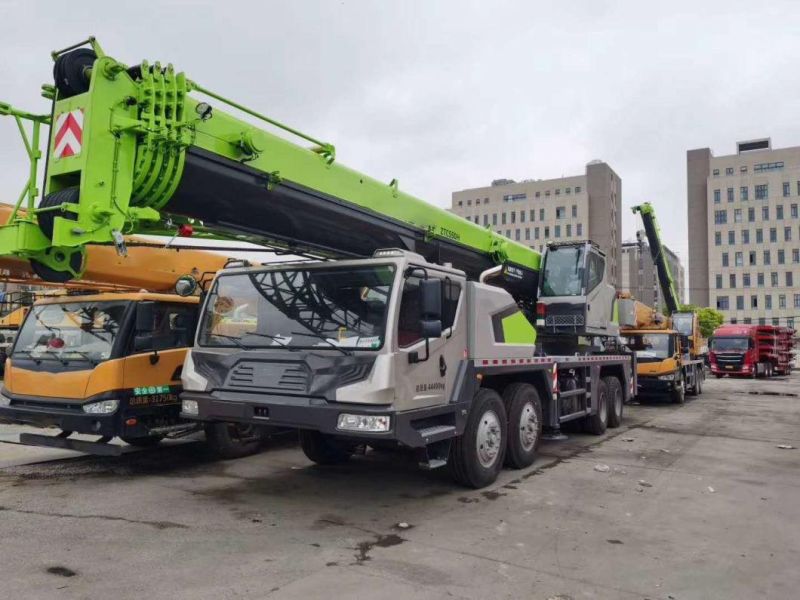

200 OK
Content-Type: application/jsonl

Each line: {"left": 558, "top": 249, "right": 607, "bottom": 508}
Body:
{"left": 636, "top": 376, "right": 678, "bottom": 395}
{"left": 181, "top": 390, "right": 463, "bottom": 449}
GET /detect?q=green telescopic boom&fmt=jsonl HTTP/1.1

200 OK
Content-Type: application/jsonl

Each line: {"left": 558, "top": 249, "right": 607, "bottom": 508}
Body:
{"left": 0, "top": 40, "right": 541, "bottom": 306}
{"left": 631, "top": 202, "right": 681, "bottom": 314}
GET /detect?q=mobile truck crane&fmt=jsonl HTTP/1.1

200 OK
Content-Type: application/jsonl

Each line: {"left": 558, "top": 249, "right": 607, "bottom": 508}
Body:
{"left": 0, "top": 231, "right": 271, "bottom": 457}
{"left": 0, "top": 39, "right": 635, "bottom": 487}
{"left": 626, "top": 203, "right": 705, "bottom": 401}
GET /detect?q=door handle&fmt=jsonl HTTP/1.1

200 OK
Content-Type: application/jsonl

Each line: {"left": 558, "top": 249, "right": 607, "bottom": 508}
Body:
{"left": 439, "top": 355, "right": 447, "bottom": 377}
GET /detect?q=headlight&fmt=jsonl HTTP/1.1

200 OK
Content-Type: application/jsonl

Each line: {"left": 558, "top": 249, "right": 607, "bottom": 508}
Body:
{"left": 658, "top": 374, "right": 675, "bottom": 381}
{"left": 337, "top": 413, "right": 391, "bottom": 433}
{"left": 82, "top": 399, "right": 119, "bottom": 414}
{"left": 182, "top": 399, "right": 199, "bottom": 416}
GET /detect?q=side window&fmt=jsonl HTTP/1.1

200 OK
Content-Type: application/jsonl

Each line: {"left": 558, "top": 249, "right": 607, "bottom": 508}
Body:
{"left": 137, "top": 303, "right": 196, "bottom": 352}
{"left": 586, "top": 253, "right": 605, "bottom": 292}
{"left": 397, "top": 276, "right": 461, "bottom": 349}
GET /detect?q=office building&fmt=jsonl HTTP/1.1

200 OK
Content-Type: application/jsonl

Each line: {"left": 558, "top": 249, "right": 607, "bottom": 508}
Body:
{"left": 451, "top": 161, "right": 622, "bottom": 287}
{"left": 687, "top": 138, "right": 800, "bottom": 327}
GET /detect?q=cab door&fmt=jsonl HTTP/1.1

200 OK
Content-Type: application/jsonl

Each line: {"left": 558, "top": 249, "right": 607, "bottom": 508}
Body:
{"left": 393, "top": 271, "right": 466, "bottom": 411}
{"left": 122, "top": 303, "right": 196, "bottom": 405}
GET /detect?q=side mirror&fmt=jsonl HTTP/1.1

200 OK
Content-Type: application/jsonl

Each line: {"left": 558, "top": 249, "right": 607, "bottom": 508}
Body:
{"left": 136, "top": 301, "right": 156, "bottom": 332}
{"left": 419, "top": 279, "right": 442, "bottom": 339}
{"left": 175, "top": 275, "right": 198, "bottom": 297}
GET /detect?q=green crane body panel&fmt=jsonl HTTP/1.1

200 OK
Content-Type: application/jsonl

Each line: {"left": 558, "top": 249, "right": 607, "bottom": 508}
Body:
{"left": 0, "top": 41, "right": 541, "bottom": 302}
{"left": 632, "top": 202, "right": 680, "bottom": 314}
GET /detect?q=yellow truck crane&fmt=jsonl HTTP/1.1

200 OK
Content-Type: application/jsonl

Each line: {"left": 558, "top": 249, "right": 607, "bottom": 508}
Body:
{"left": 623, "top": 204, "right": 705, "bottom": 402}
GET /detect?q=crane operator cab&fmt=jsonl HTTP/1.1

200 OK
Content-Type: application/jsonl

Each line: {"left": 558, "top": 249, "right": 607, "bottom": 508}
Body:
{"left": 536, "top": 241, "right": 619, "bottom": 341}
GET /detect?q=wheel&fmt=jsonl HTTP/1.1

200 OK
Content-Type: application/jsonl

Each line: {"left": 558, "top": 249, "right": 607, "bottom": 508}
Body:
{"left": 715, "top": 373, "right": 723, "bottom": 379}
{"left": 449, "top": 388, "right": 507, "bottom": 488}
{"left": 603, "top": 376, "right": 624, "bottom": 428}
{"left": 204, "top": 422, "right": 265, "bottom": 459}
{"left": 695, "top": 371, "right": 703, "bottom": 395}
{"left": 502, "top": 383, "right": 542, "bottom": 469}
{"left": 671, "top": 376, "right": 685, "bottom": 404}
{"left": 584, "top": 379, "right": 609, "bottom": 435}
{"left": 687, "top": 369, "right": 700, "bottom": 396}
{"left": 298, "top": 430, "right": 353, "bottom": 465}
{"left": 121, "top": 435, "right": 163, "bottom": 448}
{"left": 53, "top": 48, "right": 96, "bottom": 99}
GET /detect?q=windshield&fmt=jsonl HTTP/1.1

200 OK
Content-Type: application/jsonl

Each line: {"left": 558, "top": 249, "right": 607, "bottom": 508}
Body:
{"left": 540, "top": 246, "right": 584, "bottom": 297}
{"left": 624, "top": 333, "right": 673, "bottom": 360}
{"left": 672, "top": 313, "right": 693, "bottom": 337}
{"left": 11, "top": 301, "right": 129, "bottom": 363}
{"left": 710, "top": 337, "right": 750, "bottom": 352}
{"left": 198, "top": 265, "right": 395, "bottom": 350}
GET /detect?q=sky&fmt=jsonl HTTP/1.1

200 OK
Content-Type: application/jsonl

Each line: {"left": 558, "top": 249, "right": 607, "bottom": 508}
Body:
{"left": 2, "top": 0, "right": 800, "bottom": 289}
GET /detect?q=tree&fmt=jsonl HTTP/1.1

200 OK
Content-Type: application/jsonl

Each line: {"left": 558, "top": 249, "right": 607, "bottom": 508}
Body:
{"left": 679, "top": 304, "right": 724, "bottom": 338}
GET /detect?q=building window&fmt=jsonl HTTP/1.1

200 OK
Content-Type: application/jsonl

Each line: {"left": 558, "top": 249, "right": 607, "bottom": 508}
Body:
{"left": 771, "top": 271, "right": 779, "bottom": 286}
{"left": 785, "top": 226, "right": 792, "bottom": 241}
{"left": 772, "top": 317, "right": 780, "bottom": 326}
{"left": 534, "top": 227, "right": 540, "bottom": 240}
{"left": 727, "top": 188, "right": 734, "bottom": 202}
{"left": 506, "top": 230, "right": 511, "bottom": 237}
{"left": 722, "top": 252, "right": 729, "bottom": 267}
{"left": 777, "top": 205, "right": 785, "bottom": 220}
{"left": 793, "top": 249, "right": 800, "bottom": 264}
{"left": 483, "top": 214, "right": 489, "bottom": 226}
{"left": 787, "top": 272, "right": 794, "bottom": 287}
{"left": 734, "top": 209, "right": 742, "bottom": 223}
{"left": 713, "top": 169, "right": 720, "bottom": 177}
{"left": 784, "top": 182, "right": 791, "bottom": 197}
{"left": 503, "top": 193, "right": 527, "bottom": 203}
{"left": 794, "top": 293, "right": 800, "bottom": 309}
{"left": 539, "top": 209, "right": 545, "bottom": 221}
{"left": 467, "top": 199, "right": 472, "bottom": 206}
{"left": 792, "top": 204, "right": 799, "bottom": 219}
{"left": 544, "top": 226, "right": 550, "bottom": 237}
{"left": 715, "top": 274, "right": 723, "bottom": 289}
{"left": 457, "top": 201, "right": 463, "bottom": 207}
{"left": 484, "top": 198, "right": 489, "bottom": 204}
{"left": 764, "top": 250, "right": 771, "bottom": 265}
{"left": 725, "top": 167, "right": 734, "bottom": 176}
{"left": 577, "top": 223, "right": 583, "bottom": 237}
{"left": 762, "top": 206, "right": 769, "bottom": 220}
{"left": 554, "top": 225, "right": 561, "bottom": 238}
{"left": 730, "top": 273, "right": 737, "bottom": 288}
{"left": 535, "top": 191, "right": 541, "bottom": 198}
{"left": 545, "top": 191, "right": 550, "bottom": 197}
{"left": 778, "top": 295, "right": 786, "bottom": 310}
{"left": 525, "top": 228, "right": 530, "bottom": 241}
{"left": 740, "top": 186, "right": 749, "bottom": 201}
{"left": 759, "top": 318, "right": 766, "bottom": 325}
{"left": 555, "top": 189, "right": 560, "bottom": 195}
{"left": 749, "top": 251, "right": 757, "bottom": 266}
{"left": 571, "top": 205, "right": 577, "bottom": 218}
{"left": 748, "top": 207, "right": 756, "bottom": 222}
{"left": 728, "top": 230, "right": 736, "bottom": 245}
{"left": 714, "top": 210, "right": 727, "bottom": 224}
{"left": 765, "top": 295, "right": 772, "bottom": 309}
{"left": 735, "top": 252, "right": 743, "bottom": 267}
{"left": 566, "top": 224, "right": 572, "bottom": 237}
{"left": 770, "top": 228, "right": 777, "bottom": 243}
{"left": 790, "top": 318, "right": 796, "bottom": 329}
{"left": 714, "top": 189, "right": 721, "bottom": 204}
{"left": 566, "top": 187, "right": 571, "bottom": 194}
{"left": 743, "top": 273, "right": 751, "bottom": 287}
{"left": 575, "top": 186, "right": 581, "bottom": 193}
{"left": 756, "top": 229, "right": 763, "bottom": 243}
{"left": 742, "top": 229, "right": 750, "bottom": 244}
{"left": 555, "top": 207, "right": 566, "bottom": 219}
{"left": 520, "top": 211, "right": 526, "bottom": 223}
{"left": 717, "top": 296, "right": 729, "bottom": 310}
{"left": 757, "top": 272, "right": 764, "bottom": 286}
{"left": 736, "top": 295, "right": 745, "bottom": 310}
{"left": 513, "top": 229, "right": 519, "bottom": 241}
{"left": 778, "top": 249, "right": 785, "bottom": 264}
{"left": 741, "top": 166, "right": 748, "bottom": 174}
{"left": 754, "top": 162, "right": 784, "bottom": 173}
{"left": 755, "top": 184, "right": 769, "bottom": 199}
{"left": 511, "top": 211, "right": 516, "bottom": 224}
{"left": 751, "top": 295, "right": 758, "bottom": 308}
{"left": 715, "top": 231, "right": 722, "bottom": 246}
{"left": 492, "top": 213, "right": 498, "bottom": 225}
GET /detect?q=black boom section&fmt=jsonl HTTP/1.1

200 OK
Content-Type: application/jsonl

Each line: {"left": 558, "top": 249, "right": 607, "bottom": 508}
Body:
{"left": 167, "top": 148, "right": 535, "bottom": 291}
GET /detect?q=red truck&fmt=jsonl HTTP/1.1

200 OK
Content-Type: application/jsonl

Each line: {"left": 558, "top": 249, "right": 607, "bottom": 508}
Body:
{"left": 710, "top": 324, "right": 795, "bottom": 378}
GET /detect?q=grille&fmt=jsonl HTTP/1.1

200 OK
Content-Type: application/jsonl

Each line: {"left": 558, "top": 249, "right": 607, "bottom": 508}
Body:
{"left": 226, "top": 361, "right": 309, "bottom": 392}
{"left": 545, "top": 314, "right": 585, "bottom": 327}
{"left": 715, "top": 354, "right": 744, "bottom": 368}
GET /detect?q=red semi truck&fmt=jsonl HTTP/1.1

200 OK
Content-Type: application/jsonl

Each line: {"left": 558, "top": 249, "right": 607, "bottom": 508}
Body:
{"left": 709, "top": 324, "right": 795, "bottom": 378}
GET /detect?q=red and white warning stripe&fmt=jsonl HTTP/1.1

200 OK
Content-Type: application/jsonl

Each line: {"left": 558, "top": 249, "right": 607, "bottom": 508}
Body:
{"left": 53, "top": 109, "right": 84, "bottom": 159}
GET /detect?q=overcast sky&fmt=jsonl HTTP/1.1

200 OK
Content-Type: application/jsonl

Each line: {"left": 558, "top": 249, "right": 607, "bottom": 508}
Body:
{"left": 2, "top": 1, "right": 800, "bottom": 289}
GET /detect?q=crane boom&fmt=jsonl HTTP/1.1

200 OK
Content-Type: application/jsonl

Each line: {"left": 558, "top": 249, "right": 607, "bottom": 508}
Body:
{"left": 631, "top": 202, "right": 681, "bottom": 314}
{"left": 0, "top": 40, "right": 541, "bottom": 306}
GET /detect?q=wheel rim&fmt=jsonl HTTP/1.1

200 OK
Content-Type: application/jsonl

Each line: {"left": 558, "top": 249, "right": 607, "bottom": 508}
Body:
{"left": 476, "top": 409, "right": 502, "bottom": 468}
{"left": 599, "top": 391, "right": 608, "bottom": 422}
{"left": 227, "top": 423, "right": 257, "bottom": 443}
{"left": 518, "top": 402, "right": 539, "bottom": 452}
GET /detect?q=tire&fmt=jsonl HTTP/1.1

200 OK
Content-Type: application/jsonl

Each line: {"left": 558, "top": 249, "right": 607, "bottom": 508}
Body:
{"left": 53, "top": 48, "right": 96, "bottom": 99}
{"left": 121, "top": 435, "right": 162, "bottom": 448}
{"left": 298, "top": 430, "right": 353, "bottom": 465}
{"left": 502, "top": 383, "right": 542, "bottom": 469}
{"left": 449, "top": 388, "right": 507, "bottom": 488}
{"left": 30, "top": 187, "right": 84, "bottom": 283}
{"left": 584, "top": 379, "right": 609, "bottom": 435}
{"left": 205, "top": 422, "right": 265, "bottom": 459}
{"left": 604, "top": 376, "right": 624, "bottom": 428}
{"left": 715, "top": 373, "right": 723, "bottom": 379}
{"left": 671, "top": 376, "right": 686, "bottom": 404}
{"left": 687, "top": 368, "right": 699, "bottom": 396}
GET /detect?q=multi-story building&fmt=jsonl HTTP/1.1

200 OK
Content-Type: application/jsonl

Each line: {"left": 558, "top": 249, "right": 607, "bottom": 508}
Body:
{"left": 451, "top": 161, "right": 622, "bottom": 287}
{"left": 687, "top": 138, "right": 800, "bottom": 328}
{"left": 620, "top": 231, "right": 686, "bottom": 312}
